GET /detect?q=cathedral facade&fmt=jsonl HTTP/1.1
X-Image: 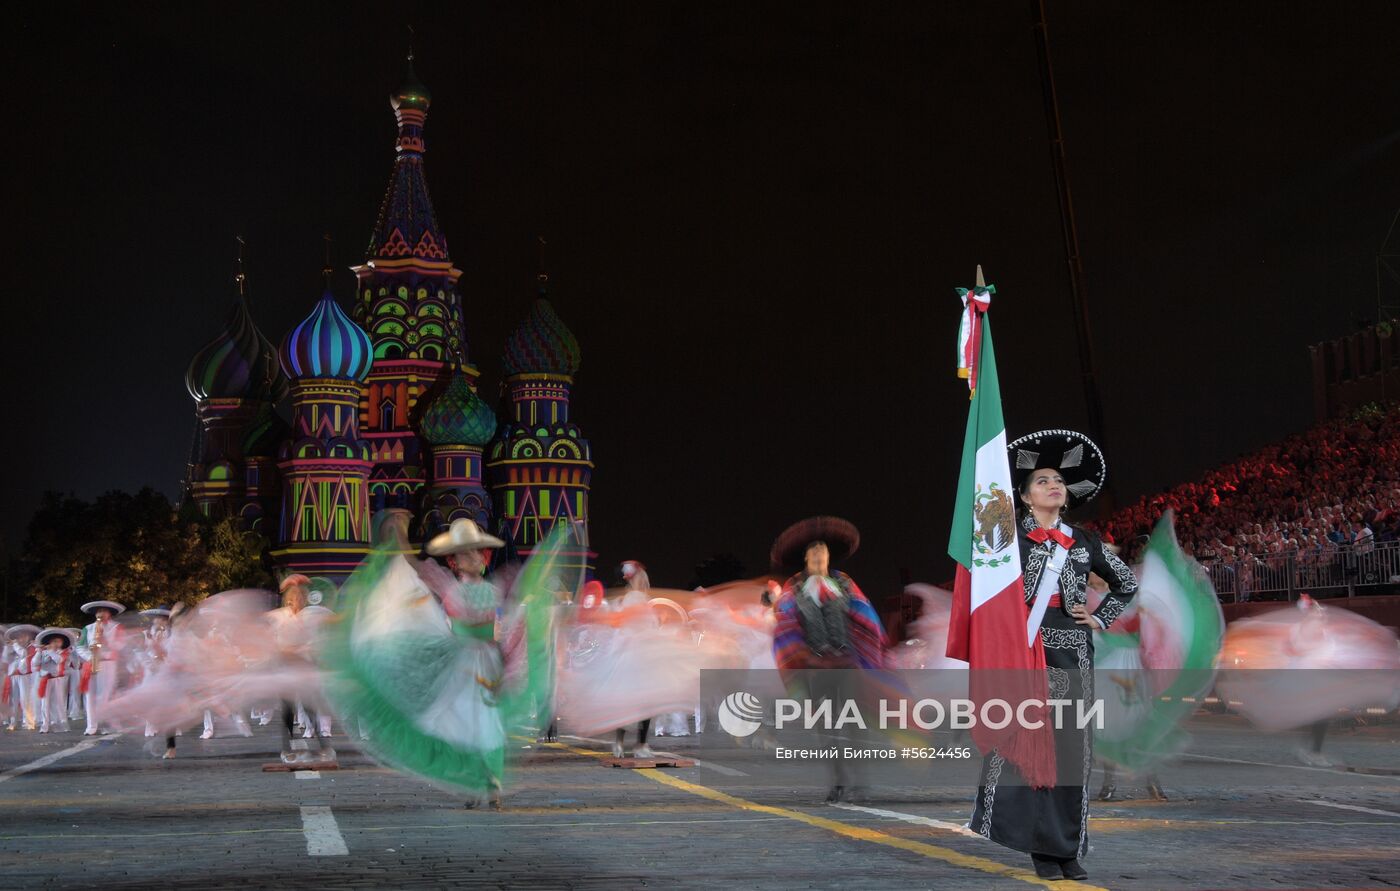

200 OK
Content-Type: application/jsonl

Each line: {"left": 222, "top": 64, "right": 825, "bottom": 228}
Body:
{"left": 181, "top": 62, "right": 594, "bottom": 592}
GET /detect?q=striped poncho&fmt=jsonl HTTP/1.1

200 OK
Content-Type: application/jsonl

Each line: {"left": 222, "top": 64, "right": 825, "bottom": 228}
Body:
{"left": 772, "top": 571, "right": 886, "bottom": 673}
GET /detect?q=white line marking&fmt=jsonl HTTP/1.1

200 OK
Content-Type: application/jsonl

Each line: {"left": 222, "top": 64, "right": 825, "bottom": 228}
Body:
{"left": 0, "top": 734, "right": 119, "bottom": 785}
{"left": 1183, "top": 752, "right": 1400, "bottom": 782}
{"left": 830, "top": 802, "right": 982, "bottom": 837}
{"left": 295, "top": 771, "right": 321, "bottom": 780}
{"left": 300, "top": 805, "right": 348, "bottom": 856}
{"left": 1296, "top": 798, "right": 1400, "bottom": 818}
{"left": 689, "top": 758, "right": 749, "bottom": 776}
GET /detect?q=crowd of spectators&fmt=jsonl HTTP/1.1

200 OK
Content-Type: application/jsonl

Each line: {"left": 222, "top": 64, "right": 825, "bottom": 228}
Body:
{"left": 1100, "top": 403, "right": 1400, "bottom": 579}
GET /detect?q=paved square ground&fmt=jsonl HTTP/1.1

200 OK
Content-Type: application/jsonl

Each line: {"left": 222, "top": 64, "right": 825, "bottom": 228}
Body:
{"left": 1, "top": 714, "right": 1396, "bottom": 889}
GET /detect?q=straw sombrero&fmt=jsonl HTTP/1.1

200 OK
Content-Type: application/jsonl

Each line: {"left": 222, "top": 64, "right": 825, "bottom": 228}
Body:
{"left": 426, "top": 518, "right": 505, "bottom": 556}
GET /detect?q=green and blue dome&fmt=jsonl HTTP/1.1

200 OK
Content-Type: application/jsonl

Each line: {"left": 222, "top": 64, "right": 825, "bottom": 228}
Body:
{"left": 279, "top": 289, "right": 374, "bottom": 382}
{"left": 420, "top": 371, "right": 497, "bottom": 446}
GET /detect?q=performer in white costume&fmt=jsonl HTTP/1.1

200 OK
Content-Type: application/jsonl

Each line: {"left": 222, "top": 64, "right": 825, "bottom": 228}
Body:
{"left": 5, "top": 625, "right": 41, "bottom": 731}
{"left": 34, "top": 629, "right": 77, "bottom": 733}
{"left": 138, "top": 608, "right": 172, "bottom": 737}
{"left": 76, "top": 600, "right": 127, "bottom": 735}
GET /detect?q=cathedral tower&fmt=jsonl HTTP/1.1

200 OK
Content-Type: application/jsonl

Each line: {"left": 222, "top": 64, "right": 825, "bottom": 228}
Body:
{"left": 350, "top": 57, "right": 473, "bottom": 531}
{"left": 418, "top": 368, "right": 497, "bottom": 536}
{"left": 486, "top": 275, "right": 594, "bottom": 576}
{"left": 183, "top": 264, "right": 287, "bottom": 521}
{"left": 271, "top": 286, "right": 375, "bottom": 581}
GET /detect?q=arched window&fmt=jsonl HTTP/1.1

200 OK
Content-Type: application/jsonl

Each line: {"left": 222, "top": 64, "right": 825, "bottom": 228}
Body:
{"left": 380, "top": 399, "right": 395, "bottom": 430}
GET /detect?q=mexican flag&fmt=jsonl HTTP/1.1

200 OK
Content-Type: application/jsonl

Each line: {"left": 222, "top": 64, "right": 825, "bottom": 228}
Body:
{"left": 945, "top": 293, "right": 1055, "bottom": 787}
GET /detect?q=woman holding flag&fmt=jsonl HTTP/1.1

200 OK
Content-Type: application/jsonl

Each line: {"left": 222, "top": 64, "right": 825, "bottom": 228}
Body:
{"left": 947, "top": 273, "right": 1137, "bottom": 881}
{"left": 974, "top": 430, "right": 1137, "bottom": 880}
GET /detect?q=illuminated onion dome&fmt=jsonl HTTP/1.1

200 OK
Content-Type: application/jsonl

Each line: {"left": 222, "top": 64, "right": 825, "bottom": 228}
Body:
{"left": 279, "top": 289, "right": 374, "bottom": 381}
{"left": 501, "top": 296, "right": 581, "bottom": 377}
{"left": 392, "top": 60, "right": 431, "bottom": 112}
{"left": 186, "top": 298, "right": 287, "bottom": 402}
{"left": 420, "top": 371, "right": 497, "bottom": 446}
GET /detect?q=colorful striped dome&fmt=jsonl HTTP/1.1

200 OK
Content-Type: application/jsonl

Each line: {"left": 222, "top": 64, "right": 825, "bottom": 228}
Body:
{"left": 501, "top": 297, "right": 581, "bottom": 377}
{"left": 186, "top": 298, "right": 286, "bottom": 402}
{"left": 279, "top": 289, "right": 374, "bottom": 382}
{"left": 420, "top": 371, "right": 497, "bottom": 446}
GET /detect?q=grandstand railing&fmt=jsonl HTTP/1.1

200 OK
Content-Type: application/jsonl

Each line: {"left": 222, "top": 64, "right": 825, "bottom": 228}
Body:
{"left": 1199, "top": 540, "right": 1400, "bottom": 602}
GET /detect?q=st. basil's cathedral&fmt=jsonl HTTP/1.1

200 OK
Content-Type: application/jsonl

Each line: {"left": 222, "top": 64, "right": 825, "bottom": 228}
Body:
{"left": 181, "top": 60, "right": 594, "bottom": 592}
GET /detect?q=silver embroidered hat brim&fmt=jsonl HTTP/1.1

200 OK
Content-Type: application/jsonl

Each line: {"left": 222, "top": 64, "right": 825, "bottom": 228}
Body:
{"left": 1007, "top": 428, "right": 1107, "bottom": 508}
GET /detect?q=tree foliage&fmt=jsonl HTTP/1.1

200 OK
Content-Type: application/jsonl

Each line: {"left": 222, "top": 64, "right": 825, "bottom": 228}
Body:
{"left": 11, "top": 488, "right": 275, "bottom": 625}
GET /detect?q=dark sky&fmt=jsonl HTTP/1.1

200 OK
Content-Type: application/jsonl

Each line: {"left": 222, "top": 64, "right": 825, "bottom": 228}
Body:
{"left": 4, "top": 2, "right": 1398, "bottom": 596}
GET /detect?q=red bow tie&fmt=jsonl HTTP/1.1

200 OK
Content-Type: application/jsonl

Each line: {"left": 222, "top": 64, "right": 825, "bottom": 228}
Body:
{"left": 1027, "top": 527, "right": 1075, "bottom": 550}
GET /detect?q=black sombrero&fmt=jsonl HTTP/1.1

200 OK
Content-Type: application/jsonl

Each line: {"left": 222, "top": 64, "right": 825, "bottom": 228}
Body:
{"left": 1007, "top": 429, "right": 1107, "bottom": 509}
{"left": 770, "top": 516, "right": 861, "bottom": 572}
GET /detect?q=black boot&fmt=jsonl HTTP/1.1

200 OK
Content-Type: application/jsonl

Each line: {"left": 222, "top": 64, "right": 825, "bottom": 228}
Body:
{"left": 825, "top": 785, "right": 845, "bottom": 803}
{"left": 1030, "top": 855, "right": 1061, "bottom": 879}
{"left": 1096, "top": 781, "right": 1117, "bottom": 801}
{"left": 1061, "top": 859, "right": 1088, "bottom": 880}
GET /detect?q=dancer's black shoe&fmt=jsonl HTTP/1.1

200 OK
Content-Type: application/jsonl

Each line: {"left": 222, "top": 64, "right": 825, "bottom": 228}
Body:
{"left": 1030, "top": 855, "right": 1061, "bottom": 879}
{"left": 824, "top": 785, "right": 844, "bottom": 803}
{"left": 1061, "top": 859, "right": 1088, "bottom": 880}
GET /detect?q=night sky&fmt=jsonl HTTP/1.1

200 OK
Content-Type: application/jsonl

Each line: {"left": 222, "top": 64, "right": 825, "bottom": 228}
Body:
{"left": 4, "top": 2, "right": 1398, "bottom": 595}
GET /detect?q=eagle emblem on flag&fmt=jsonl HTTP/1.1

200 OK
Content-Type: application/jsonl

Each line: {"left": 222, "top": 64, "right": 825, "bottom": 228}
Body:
{"left": 972, "top": 483, "right": 1016, "bottom": 564}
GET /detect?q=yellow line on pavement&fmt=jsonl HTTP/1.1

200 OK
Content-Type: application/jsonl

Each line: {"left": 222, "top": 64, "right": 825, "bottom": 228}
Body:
{"left": 537, "top": 740, "right": 1106, "bottom": 890}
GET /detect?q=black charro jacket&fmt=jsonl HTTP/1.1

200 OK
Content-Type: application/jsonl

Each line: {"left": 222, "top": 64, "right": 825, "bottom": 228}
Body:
{"left": 1018, "top": 513, "right": 1138, "bottom": 630}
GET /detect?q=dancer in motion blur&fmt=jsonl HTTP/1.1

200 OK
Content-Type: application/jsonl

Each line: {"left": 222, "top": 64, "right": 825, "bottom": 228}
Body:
{"left": 770, "top": 516, "right": 887, "bottom": 803}
{"left": 615, "top": 559, "right": 656, "bottom": 758}
{"left": 1092, "top": 513, "right": 1224, "bottom": 802}
{"left": 323, "top": 513, "right": 567, "bottom": 808}
{"left": 267, "top": 576, "right": 323, "bottom": 762}
{"left": 137, "top": 607, "right": 173, "bottom": 738}
{"left": 1218, "top": 591, "right": 1400, "bottom": 769}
